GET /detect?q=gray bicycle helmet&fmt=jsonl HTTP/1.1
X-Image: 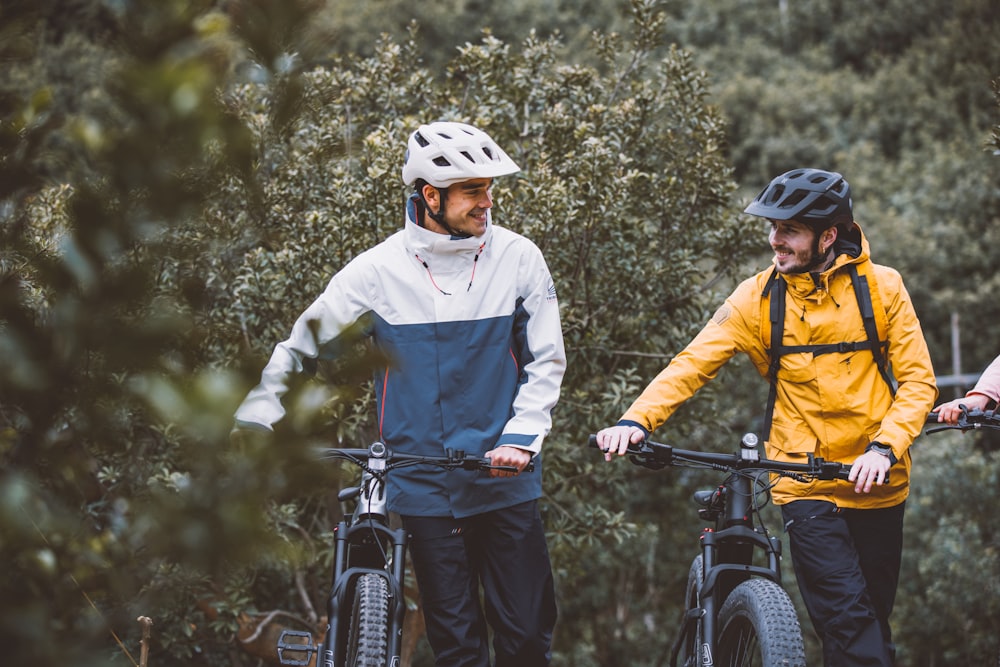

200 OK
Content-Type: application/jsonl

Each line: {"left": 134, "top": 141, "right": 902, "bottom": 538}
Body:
{"left": 401, "top": 122, "right": 520, "bottom": 188}
{"left": 744, "top": 168, "right": 853, "bottom": 229}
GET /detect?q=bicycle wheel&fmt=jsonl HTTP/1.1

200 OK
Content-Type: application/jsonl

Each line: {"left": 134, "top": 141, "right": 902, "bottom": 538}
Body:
{"left": 716, "top": 578, "right": 805, "bottom": 667}
{"left": 345, "top": 573, "right": 390, "bottom": 667}
{"left": 677, "top": 555, "right": 704, "bottom": 667}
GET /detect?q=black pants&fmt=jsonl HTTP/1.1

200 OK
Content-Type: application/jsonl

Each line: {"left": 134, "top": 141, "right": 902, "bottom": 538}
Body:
{"left": 781, "top": 499, "right": 905, "bottom": 667}
{"left": 402, "top": 500, "right": 557, "bottom": 667}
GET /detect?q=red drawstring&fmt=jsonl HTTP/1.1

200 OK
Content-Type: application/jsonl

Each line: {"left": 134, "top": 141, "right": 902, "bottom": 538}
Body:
{"left": 415, "top": 253, "right": 452, "bottom": 295}
{"left": 415, "top": 243, "right": 485, "bottom": 295}
{"left": 467, "top": 243, "right": 485, "bottom": 291}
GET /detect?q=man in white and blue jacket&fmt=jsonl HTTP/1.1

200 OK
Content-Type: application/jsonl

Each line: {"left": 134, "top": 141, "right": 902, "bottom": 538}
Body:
{"left": 234, "top": 122, "right": 566, "bottom": 667}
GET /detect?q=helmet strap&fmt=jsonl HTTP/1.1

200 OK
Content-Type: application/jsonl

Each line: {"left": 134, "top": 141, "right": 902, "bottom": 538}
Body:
{"left": 804, "top": 227, "right": 837, "bottom": 272}
{"left": 417, "top": 184, "right": 471, "bottom": 239}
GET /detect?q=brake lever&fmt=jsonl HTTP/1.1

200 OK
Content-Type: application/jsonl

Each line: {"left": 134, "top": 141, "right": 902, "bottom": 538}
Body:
{"left": 473, "top": 460, "right": 537, "bottom": 473}
{"left": 628, "top": 454, "right": 667, "bottom": 470}
{"left": 926, "top": 407, "right": 1000, "bottom": 434}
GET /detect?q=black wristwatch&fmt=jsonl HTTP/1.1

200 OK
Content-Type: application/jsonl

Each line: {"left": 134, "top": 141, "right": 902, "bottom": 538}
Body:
{"left": 865, "top": 442, "right": 898, "bottom": 466}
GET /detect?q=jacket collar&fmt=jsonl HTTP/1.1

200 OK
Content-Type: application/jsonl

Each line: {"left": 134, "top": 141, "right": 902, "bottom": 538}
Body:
{"left": 781, "top": 221, "right": 872, "bottom": 295}
{"left": 404, "top": 192, "right": 492, "bottom": 255}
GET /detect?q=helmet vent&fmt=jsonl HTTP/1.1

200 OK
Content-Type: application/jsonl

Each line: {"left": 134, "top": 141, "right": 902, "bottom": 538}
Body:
{"left": 813, "top": 196, "right": 834, "bottom": 213}
{"left": 401, "top": 121, "right": 521, "bottom": 187}
{"left": 743, "top": 168, "right": 852, "bottom": 228}
{"left": 781, "top": 191, "right": 808, "bottom": 209}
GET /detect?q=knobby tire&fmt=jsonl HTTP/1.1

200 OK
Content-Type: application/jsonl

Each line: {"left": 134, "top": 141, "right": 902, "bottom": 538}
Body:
{"left": 716, "top": 578, "right": 806, "bottom": 667}
{"left": 677, "top": 555, "right": 704, "bottom": 667}
{"left": 346, "top": 573, "right": 390, "bottom": 667}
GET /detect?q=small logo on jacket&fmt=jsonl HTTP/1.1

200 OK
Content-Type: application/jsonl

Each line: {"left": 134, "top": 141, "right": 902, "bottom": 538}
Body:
{"left": 547, "top": 282, "right": 558, "bottom": 301}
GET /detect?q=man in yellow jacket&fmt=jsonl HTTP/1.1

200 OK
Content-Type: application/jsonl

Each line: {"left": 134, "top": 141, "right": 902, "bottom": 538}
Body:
{"left": 597, "top": 168, "right": 937, "bottom": 666}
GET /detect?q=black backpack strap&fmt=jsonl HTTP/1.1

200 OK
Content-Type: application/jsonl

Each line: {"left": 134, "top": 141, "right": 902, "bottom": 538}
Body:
{"left": 849, "top": 265, "right": 896, "bottom": 397}
{"left": 762, "top": 270, "right": 784, "bottom": 439}
{"left": 781, "top": 341, "right": 877, "bottom": 356}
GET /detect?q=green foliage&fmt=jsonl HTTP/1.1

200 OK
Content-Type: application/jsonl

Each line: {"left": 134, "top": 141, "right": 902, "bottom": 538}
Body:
{"left": 894, "top": 432, "right": 1000, "bottom": 664}
{"left": 4, "top": 0, "right": 1000, "bottom": 665}
{"left": 309, "top": 0, "right": 630, "bottom": 71}
{"left": 1, "top": 1, "right": 328, "bottom": 665}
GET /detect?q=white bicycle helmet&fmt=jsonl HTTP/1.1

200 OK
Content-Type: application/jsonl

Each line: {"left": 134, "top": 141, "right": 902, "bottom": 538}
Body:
{"left": 401, "top": 122, "right": 520, "bottom": 188}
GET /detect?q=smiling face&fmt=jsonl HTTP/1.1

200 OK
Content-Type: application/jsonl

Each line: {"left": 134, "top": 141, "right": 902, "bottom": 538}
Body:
{"left": 421, "top": 178, "right": 494, "bottom": 237}
{"left": 767, "top": 218, "right": 837, "bottom": 274}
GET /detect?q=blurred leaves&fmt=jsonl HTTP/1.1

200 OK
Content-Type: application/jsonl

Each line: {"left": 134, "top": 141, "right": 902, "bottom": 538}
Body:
{"left": 3, "top": 0, "right": 1000, "bottom": 665}
{"left": 0, "top": 1, "right": 328, "bottom": 665}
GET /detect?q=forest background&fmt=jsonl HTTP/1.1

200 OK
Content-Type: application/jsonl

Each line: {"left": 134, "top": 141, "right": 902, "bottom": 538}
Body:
{"left": 2, "top": 0, "right": 999, "bottom": 665}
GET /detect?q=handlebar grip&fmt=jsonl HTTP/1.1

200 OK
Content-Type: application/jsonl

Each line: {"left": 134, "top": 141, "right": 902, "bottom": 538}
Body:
{"left": 816, "top": 461, "right": 888, "bottom": 484}
{"left": 484, "top": 460, "right": 536, "bottom": 473}
{"left": 831, "top": 465, "right": 853, "bottom": 482}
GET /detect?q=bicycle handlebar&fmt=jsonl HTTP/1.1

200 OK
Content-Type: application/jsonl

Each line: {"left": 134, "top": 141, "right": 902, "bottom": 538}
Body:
{"left": 316, "top": 444, "right": 536, "bottom": 474}
{"left": 588, "top": 434, "right": 853, "bottom": 482}
{"left": 924, "top": 407, "right": 1000, "bottom": 434}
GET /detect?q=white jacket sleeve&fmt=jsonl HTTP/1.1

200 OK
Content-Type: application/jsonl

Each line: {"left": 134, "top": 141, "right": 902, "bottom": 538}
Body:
{"left": 234, "top": 257, "right": 374, "bottom": 430}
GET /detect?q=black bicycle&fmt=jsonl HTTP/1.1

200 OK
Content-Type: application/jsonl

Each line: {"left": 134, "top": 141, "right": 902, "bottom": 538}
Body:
{"left": 590, "top": 432, "right": 855, "bottom": 667}
{"left": 276, "top": 441, "right": 528, "bottom": 667}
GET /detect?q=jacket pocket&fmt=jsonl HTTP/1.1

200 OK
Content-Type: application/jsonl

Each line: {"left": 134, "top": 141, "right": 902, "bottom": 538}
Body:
{"left": 768, "top": 419, "right": 819, "bottom": 455}
{"left": 778, "top": 351, "right": 817, "bottom": 384}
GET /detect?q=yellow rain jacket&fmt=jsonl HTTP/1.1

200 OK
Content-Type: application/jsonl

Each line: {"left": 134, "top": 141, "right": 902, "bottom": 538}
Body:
{"left": 621, "top": 223, "right": 937, "bottom": 508}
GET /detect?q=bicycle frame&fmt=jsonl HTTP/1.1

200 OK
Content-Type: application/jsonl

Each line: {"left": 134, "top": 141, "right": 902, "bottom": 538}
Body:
{"left": 278, "top": 442, "right": 407, "bottom": 667}
{"left": 667, "top": 435, "right": 786, "bottom": 665}
{"left": 590, "top": 432, "right": 850, "bottom": 667}
{"left": 684, "top": 463, "right": 785, "bottom": 664}
{"left": 277, "top": 443, "right": 521, "bottom": 667}
{"left": 323, "top": 446, "right": 408, "bottom": 667}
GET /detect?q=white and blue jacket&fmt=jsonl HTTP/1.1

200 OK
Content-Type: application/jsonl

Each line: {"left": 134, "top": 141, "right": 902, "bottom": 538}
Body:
{"left": 235, "top": 196, "right": 566, "bottom": 518}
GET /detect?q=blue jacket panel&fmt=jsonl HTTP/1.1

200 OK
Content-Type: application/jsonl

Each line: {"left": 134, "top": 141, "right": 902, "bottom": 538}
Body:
{"left": 372, "top": 310, "right": 540, "bottom": 516}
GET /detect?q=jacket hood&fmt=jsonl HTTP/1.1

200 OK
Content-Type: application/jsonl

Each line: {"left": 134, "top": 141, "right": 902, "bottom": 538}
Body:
{"left": 832, "top": 220, "right": 864, "bottom": 259}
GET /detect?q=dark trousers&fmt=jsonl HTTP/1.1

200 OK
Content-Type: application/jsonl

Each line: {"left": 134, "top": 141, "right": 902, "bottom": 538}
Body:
{"left": 402, "top": 500, "right": 557, "bottom": 667}
{"left": 781, "top": 499, "right": 905, "bottom": 667}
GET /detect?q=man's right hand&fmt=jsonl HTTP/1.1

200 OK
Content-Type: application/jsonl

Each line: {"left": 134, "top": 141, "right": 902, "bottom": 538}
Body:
{"left": 595, "top": 425, "right": 647, "bottom": 461}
